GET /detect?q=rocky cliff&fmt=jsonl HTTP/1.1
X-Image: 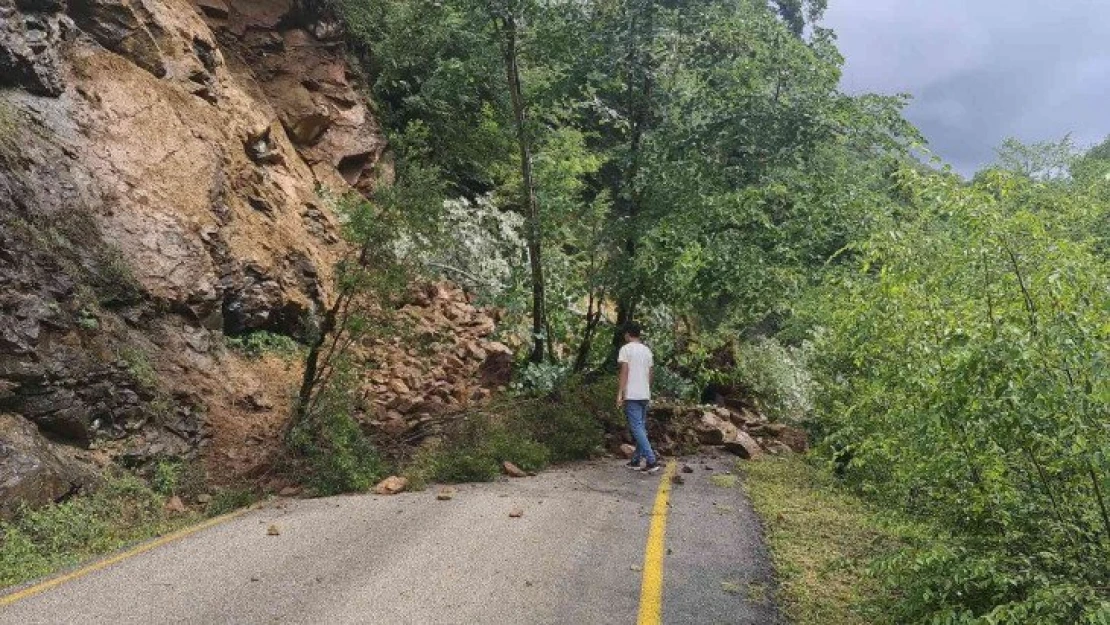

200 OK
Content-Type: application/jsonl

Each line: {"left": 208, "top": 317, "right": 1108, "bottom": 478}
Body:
{"left": 0, "top": 0, "right": 440, "bottom": 512}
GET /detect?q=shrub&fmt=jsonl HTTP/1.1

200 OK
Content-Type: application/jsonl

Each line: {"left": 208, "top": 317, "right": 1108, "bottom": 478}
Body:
{"left": 287, "top": 367, "right": 384, "bottom": 496}
{"left": 226, "top": 331, "right": 301, "bottom": 359}
{"left": 731, "top": 338, "right": 814, "bottom": 423}
{"left": 288, "top": 404, "right": 384, "bottom": 496}
{"left": 152, "top": 459, "right": 182, "bottom": 496}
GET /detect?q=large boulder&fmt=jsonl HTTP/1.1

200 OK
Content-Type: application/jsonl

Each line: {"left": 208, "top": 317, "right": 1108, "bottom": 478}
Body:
{"left": 0, "top": 413, "right": 100, "bottom": 518}
{"left": 693, "top": 411, "right": 741, "bottom": 446}
{"left": 723, "top": 431, "right": 762, "bottom": 460}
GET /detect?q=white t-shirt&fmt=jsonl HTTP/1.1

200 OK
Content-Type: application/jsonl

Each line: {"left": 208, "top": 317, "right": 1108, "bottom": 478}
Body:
{"left": 618, "top": 342, "right": 653, "bottom": 401}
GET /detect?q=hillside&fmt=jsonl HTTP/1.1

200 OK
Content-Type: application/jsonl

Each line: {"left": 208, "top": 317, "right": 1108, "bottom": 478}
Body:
{"left": 0, "top": 0, "right": 507, "bottom": 512}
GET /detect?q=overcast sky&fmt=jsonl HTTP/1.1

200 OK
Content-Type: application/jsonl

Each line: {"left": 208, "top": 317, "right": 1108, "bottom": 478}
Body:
{"left": 823, "top": 0, "right": 1110, "bottom": 175}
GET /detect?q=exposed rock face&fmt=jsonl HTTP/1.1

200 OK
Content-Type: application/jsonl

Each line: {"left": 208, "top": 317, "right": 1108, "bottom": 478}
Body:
{"left": 205, "top": 0, "right": 388, "bottom": 193}
{"left": 0, "top": 0, "right": 391, "bottom": 511}
{"left": 0, "top": 413, "right": 100, "bottom": 518}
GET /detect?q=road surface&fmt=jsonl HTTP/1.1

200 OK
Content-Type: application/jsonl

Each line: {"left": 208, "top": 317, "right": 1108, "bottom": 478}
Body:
{"left": 1, "top": 455, "right": 781, "bottom": 624}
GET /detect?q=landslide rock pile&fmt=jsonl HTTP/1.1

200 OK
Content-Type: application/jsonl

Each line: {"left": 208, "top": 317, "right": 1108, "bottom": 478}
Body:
{"left": 611, "top": 403, "right": 810, "bottom": 460}
{"left": 360, "top": 282, "right": 513, "bottom": 441}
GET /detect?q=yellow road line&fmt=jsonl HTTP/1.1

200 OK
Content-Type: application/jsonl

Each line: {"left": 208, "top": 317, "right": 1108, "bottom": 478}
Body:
{"left": 0, "top": 504, "right": 259, "bottom": 608}
{"left": 637, "top": 461, "right": 677, "bottom": 625}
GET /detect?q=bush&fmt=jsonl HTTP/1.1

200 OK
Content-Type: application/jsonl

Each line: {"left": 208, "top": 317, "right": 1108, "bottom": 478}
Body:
{"left": 226, "top": 331, "right": 301, "bottom": 359}
{"left": 731, "top": 338, "right": 814, "bottom": 423}
{"left": 288, "top": 370, "right": 384, "bottom": 496}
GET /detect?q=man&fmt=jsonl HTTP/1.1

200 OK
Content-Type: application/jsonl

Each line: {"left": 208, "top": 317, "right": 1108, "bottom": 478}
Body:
{"left": 617, "top": 323, "right": 660, "bottom": 473}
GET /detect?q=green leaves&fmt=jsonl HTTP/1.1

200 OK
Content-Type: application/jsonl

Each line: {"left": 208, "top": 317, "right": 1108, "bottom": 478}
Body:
{"left": 808, "top": 164, "right": 1110, "bottom": 621}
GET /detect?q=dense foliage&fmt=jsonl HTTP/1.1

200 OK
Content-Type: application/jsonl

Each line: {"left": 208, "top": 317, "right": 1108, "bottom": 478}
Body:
{"left": 808, "top": 160, "right": 1110, "bottom": 622}
{"left": 335, "top": 0, "right": 911, "bottom": 371}
{"left": 317, "top": 1, "right": 1108, "bottom": 620}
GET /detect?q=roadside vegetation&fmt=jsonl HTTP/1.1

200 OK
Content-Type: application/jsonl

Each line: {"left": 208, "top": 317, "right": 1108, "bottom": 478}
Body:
{"left": 0, "top": 474, "right": 198, "bottom": 589}
{"left": 741, "top": 455, "right": 914, "bottom": 625}
{"left": 0, "top": 466, "right": 263, "bottom": 590}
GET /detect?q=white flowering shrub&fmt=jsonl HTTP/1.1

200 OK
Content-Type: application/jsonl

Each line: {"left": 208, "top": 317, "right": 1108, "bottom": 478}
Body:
{"left": 422, "top": 194, "right": 527, "bottom": 299}
{"left": 733, "top": 338, "right": 815, "bottom": 423}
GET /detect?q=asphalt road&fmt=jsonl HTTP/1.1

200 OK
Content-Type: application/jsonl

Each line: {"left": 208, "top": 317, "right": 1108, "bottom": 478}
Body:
{"left": 1, "top": 456, "right": 781, "bottom": 625}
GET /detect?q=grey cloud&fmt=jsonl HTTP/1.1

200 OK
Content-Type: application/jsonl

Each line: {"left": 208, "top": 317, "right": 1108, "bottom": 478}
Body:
{"left": 824, "top": 0, "right": 1110, "bottom": 175}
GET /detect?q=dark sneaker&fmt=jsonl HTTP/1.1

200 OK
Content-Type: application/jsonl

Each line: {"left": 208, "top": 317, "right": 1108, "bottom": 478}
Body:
{"left": 626, "top": 461, "right": 643, "bottom": 471}
{"left": 644, "top": 462, "right": 662, "bottom": 474}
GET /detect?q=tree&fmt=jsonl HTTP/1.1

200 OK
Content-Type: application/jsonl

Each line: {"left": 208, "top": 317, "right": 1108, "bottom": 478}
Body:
{"left": 487, "top": 0, "right": 548, "bottom": 364}
{"left": 770, "top": 0, "right": 827, "bottom": 37}
{"left": 993, "top": 135, "right": 1078, "bottom": 180}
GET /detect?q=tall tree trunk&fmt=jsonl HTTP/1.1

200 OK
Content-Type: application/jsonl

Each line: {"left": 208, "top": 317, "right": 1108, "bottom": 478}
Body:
{"left": 499, "top": 9, "right": 546, "bottom": 364}
{"left": 606, "top": 0, "right": 654, "bottom": 369}
{"left": 573, "top": 287, "right": 604, "bottom": 373}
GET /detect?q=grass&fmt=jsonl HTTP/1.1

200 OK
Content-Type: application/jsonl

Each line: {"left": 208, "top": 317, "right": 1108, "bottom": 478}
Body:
{"left": 204, "top": 489, "right": 259, "bottom": 517}
{"left": 740, "top": 454, "right": 909, "bottom": 625}
{"left": 0, "top": 99, "right": 20, "bottom": 162}
{"left": 0, "top": 474, "right": 200, "bottom": 590}
{"left": 118, "top": 346, "right": 158, "bottom": 390}
{"left": 710, "top": 474, "right": 739, "bottom": 488}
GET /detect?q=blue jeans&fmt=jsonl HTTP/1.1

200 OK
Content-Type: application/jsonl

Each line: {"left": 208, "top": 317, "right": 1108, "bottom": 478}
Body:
{"left": 624, "top": 400, "right": 656, "bottom": 465}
